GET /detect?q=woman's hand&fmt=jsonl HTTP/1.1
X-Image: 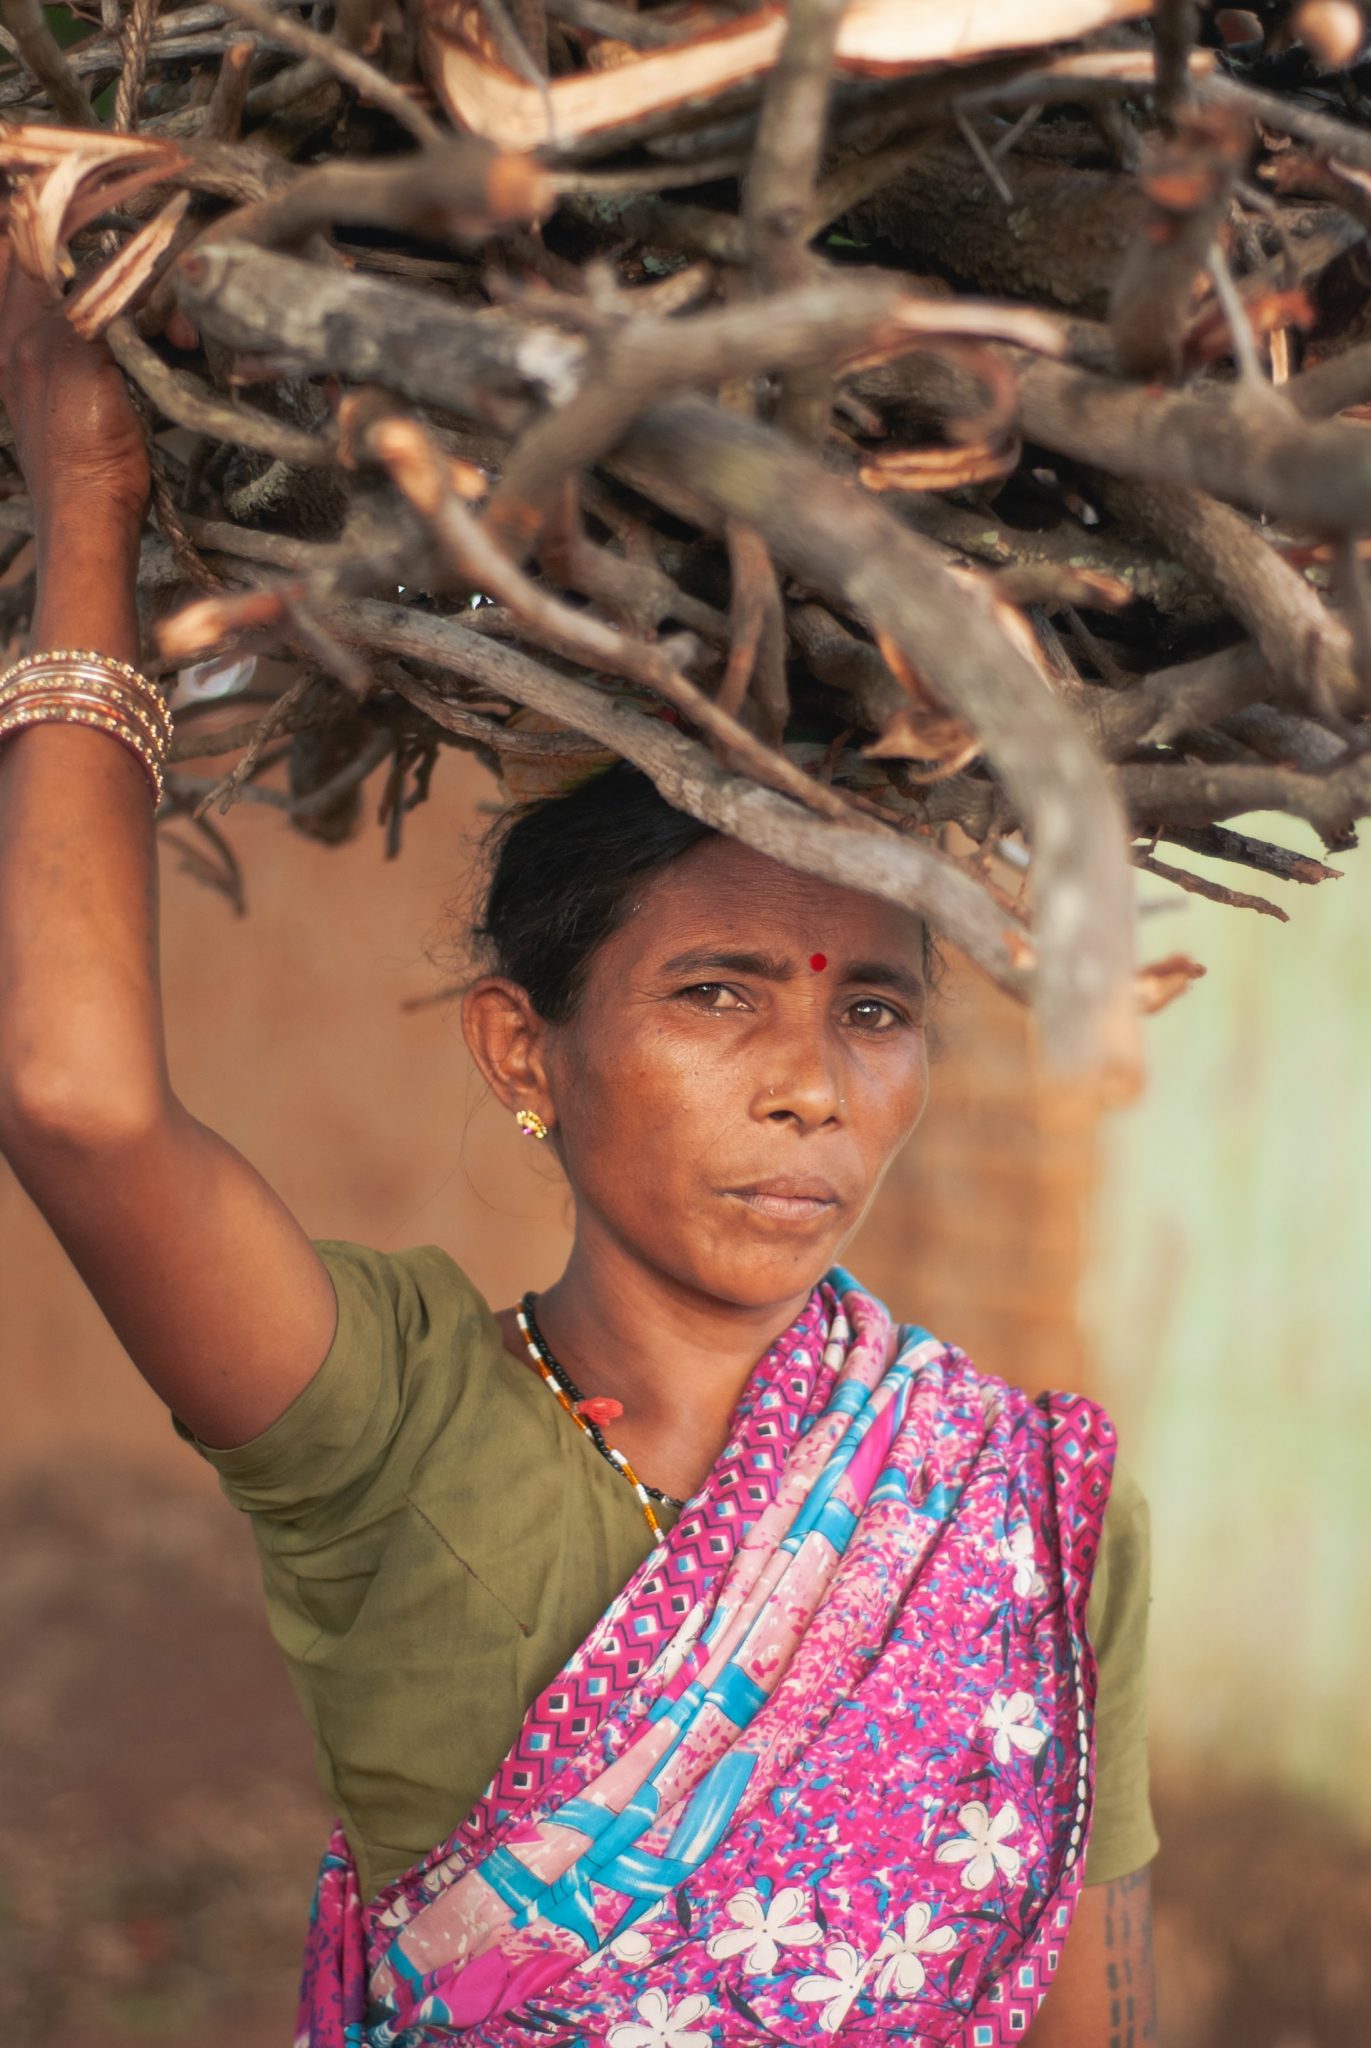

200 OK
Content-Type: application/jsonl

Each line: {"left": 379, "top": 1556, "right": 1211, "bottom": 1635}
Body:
{"left": 0, "top": 239, "right": 150, "bottom": 533}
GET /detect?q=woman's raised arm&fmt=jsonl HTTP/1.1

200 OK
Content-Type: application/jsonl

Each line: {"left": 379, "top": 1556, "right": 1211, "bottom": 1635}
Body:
{"left": 0, "top": 244, "right": 337, "bottom": 1448}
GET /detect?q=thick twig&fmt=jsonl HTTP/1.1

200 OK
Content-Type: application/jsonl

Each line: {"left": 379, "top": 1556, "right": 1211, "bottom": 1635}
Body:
{"left": 743, "top": 0, "right": 849, "bottom": 440}
{"left": 365, "top": 414, "right": 853, "bottom": 824}
{"left": 1151, "top": 0, "right": 1198, "bottom": 128}
{"left": 1135, "top": 847, "right": 1288, "bottom": 921}
{"left": 1081, "top": 641, "right": 1272, "bottom": 760}
{"left": 1158, "top": 824, "right": 1343, "bottom": 886}
{"left": 0, "top": 0, "right": 92, "bottom": 122}
{"left": 721, "top": 520, "right": 787, "bottom": 741}
{"left": 107, "top": 314, "right": 334, "bottom": 463}
{"left": 1108, "top": 108, "right": 1244, "bottom": 379}
{"left": 1091, "top": 474, "right": 1357, "bottom": 712}
{"left": 218, "top": 0, "right": 444, "bottom": 145}
{"left": 1118, "top": 754, "right": 1371, "bottom": 848}
{"left": 1016, "top": 356, "right": 1371, "bottom": 533}
{"left": 1287, "top": 343, "right": 1371, "bottom": 420}
{"left": 201, "top": 33, "right": 254, "bottom": 140}
{"left": 311, "top": 597, "right": 1031, "bottom": 996}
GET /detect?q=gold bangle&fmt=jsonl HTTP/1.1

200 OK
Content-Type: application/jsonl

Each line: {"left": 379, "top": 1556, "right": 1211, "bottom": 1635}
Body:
{"left": 0, "top": 688, "right": 169, "bottom": 777}
{"left": 3, "top": 656, "right": 172, "bottom": 738}
{"left": 0, "top": 650, "right": 171, "bottom": 729}
{"left": 1, "top": 648, "right": 167, "bottom": 692}
{"left": 0, "top": 703, "right": 164, "bottom": 806}
{"left": 0, "top": 700, "right": 164, "bottom": 805}
{"left": 0, "top": 678, "right": 170, "bottom": 753}
{"left": 0, "top": 704, "right": 162, "bottom": 798}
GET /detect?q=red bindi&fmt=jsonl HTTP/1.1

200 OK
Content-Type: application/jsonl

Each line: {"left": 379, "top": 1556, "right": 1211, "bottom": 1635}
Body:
{"left": 809, "top": 952, "right": 828, "bottom": 973}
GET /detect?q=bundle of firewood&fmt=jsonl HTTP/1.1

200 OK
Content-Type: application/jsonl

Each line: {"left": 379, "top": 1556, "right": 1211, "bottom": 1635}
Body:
{"left": 3, "top": 0, "right": 1371, "bottom": 1094}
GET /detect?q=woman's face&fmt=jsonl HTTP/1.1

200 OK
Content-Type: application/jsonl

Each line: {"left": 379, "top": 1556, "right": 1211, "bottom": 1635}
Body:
{"left": 538, "top": 837, "right": 930, "bottom": 1312}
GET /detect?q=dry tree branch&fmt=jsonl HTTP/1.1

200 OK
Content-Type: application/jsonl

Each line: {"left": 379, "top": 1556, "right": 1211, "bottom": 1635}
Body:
{"left": 106, "top": 314, "right": 334, "bottom": 462}
{"left": 1198, "top": 67, "right": 1371, "bottom": 179}
{"left": 482, "top": 280, "right": 1050, "bottom": 558}
{"left": 0, "top": 0, "right": 92, "bottom": 124}
{"left": 1158, "top": 824, "right": 1342, "bottom": 887}
{"left": 311, "top": 595, "right": 1032, "bottom": 998}
{"left": 6, "top": 1, "right": 1369, "bottom": 1086}
{"left": 721, "top": 519, "right": 787, "bottom": 741}
{"left": 363, "top": 412, "right": 858, "bottom": 825}
{"left": 1118, "top": 754, "right": 1371, "bottom": 847}
{"left": 381, "top": 671, "right": 610, "bottom": 760}
{"left": 1134, "top": 847, "right": 1288, "bottom": 921}
{"left": 1090, "top": 475, "right": 1358, "bottom": 712}
{"left": 1288, "top": 343, "right": 1371, "bottom": 420}
{"left": 217, "top": 0, "right": 445, "bottom": 146}
{"left": 1015, "top": 357, "right": 1371, "bottom": 532}
{"left": 742, "top": 0, "right": 849, "bottom": 441}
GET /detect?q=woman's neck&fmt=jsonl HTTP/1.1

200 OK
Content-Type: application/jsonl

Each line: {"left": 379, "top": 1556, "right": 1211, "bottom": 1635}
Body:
{"left": 500, "top": 1228, "right": 817, "bottom": 1495}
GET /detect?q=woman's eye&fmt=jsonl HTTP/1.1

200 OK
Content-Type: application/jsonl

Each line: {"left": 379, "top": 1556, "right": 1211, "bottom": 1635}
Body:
{"left": 847, "top": 997, "right": 902, "bottom": 1030}
{"left": 679, "top": 982, "right": 746, "bottom": 1010}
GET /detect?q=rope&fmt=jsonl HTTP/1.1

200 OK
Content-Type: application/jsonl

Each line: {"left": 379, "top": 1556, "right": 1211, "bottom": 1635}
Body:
{"left": 113, "top": 0, "right": 160, "bottom": 133}
{"left": 125, "top": 378, "right": 228, "bottom": 593}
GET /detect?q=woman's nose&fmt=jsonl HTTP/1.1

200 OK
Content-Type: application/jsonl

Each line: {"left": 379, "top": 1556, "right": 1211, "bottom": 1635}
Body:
{"left": 754, "top": 1020, "right": 844, "bottom": 1130}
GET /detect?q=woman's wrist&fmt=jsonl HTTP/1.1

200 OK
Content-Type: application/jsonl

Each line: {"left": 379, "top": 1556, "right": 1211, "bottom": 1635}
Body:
{"left": 31, "top": 500, "right": 146, "bottom": 670}
{"left": 36, "top": 479, "right": 149, "bottom": 554}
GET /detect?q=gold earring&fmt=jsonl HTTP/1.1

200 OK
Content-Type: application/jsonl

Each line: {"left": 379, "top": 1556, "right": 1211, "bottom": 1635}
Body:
{"left": 515, "top": 1107, "right": 549, "bottom": 1141}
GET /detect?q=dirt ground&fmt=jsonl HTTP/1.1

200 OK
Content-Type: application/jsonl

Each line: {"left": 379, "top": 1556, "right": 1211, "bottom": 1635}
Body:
{"left": 1, "top": 1467, "right": 1366, "bottom": 2048}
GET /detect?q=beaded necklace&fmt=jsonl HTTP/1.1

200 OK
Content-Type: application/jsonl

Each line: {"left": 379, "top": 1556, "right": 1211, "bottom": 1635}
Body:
{"left": 516, "top": 1292, "right": 685, "bottom": 1547}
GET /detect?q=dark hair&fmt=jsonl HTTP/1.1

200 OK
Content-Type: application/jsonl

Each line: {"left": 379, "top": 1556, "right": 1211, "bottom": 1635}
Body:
{"left": 476, "top": 765, "right": 715, "bottom": 1022}
{"left": 474, "top": 763, "right": 940, "bottom": 1022}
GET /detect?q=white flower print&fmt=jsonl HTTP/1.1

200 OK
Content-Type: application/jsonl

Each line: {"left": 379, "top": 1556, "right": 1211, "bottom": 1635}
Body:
{"left": 609, "top": 1900, "right": 666, "bottom": 1964}
{"left": 706, "top": 1885, "right": 822, "bottom": 1975}
{"left": 1003, "top": 1524, "right": 1045, "bottom": 1599}
{"left": 935, "top": 1800, "right": 1023, "bottom": 1891}
{"left": 873, "top": 1902, "right": 958, "bottom": 2000}
{"left": 606, "top": 1987, "right": 714, "bottom": 2048}
{"left": 794, "top": 1941, "right": 873, "bottom": 2034}
{"left": 981, "top": 1689, "right": 1048, "bottom": 1766}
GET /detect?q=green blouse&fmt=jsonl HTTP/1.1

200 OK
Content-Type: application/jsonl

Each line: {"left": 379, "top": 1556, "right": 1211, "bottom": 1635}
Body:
{"left": 177, "top": 1241, "right": 1158, "bottom": 1903}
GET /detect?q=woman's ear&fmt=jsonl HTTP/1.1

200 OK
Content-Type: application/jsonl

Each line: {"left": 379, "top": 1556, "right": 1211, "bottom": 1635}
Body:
{"left": 461, "top": 977, "right": 555, "bottom": 1131}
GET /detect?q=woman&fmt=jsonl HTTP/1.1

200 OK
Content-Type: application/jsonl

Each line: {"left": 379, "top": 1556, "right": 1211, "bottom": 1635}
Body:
{"left": 0, "top": 247, "right": 1157, "bottom": 2045}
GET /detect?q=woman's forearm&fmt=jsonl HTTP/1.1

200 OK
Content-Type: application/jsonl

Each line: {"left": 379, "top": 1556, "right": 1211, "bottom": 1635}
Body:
{"left": 32, "top": 487, "right": 144, "bottom": 662}
{"left": 0, "top": 497, "right": 171, "bottom": 1141}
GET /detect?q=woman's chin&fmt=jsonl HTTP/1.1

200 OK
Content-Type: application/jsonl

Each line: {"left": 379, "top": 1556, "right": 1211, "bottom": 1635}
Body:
{"left": 679, "top": 1231, "right": 841, "bottom": 1314}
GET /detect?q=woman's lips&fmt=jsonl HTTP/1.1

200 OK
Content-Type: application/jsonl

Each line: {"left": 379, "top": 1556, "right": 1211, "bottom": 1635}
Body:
{"left": 726, "top": 1178, "right": 841, "bottom": 1222}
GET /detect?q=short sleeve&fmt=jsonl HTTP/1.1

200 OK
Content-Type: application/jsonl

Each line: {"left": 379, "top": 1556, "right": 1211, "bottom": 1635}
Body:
{"left": 1081, "top": 1457, "right": 1160, "bottom": 1884}
{"left": 173, "top": 1240, "right": 497, "bottom": 1521}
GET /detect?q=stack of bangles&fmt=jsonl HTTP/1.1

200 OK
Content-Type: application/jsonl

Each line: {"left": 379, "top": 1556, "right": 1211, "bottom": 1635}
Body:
{"left": 0, "top": 649, "right": 171, "bottom": 806}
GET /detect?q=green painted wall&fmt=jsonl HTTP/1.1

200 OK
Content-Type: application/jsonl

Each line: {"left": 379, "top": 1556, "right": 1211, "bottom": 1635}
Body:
{"left": 1081, "top": 818, "right": 1371, "bottom": 1829}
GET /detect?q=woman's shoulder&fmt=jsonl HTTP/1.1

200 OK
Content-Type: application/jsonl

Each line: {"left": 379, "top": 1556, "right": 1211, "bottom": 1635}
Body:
{"left": 180, "top": 1239, "right": 508, "bottom": 1521}
{"left": 309, "top": 1234, "right": 514, "bottom": 1440}
{"left": 313, "top": 1236, "right": 493, "bottom": 1321}
{"left": 1103, "top": 1450, "right": 1148, "bottom": 1517}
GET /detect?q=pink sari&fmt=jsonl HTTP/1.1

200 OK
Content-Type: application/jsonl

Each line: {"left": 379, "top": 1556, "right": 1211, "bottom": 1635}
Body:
{"left": 297, "top": 1270, "right": 1115, "bottom": 2045}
